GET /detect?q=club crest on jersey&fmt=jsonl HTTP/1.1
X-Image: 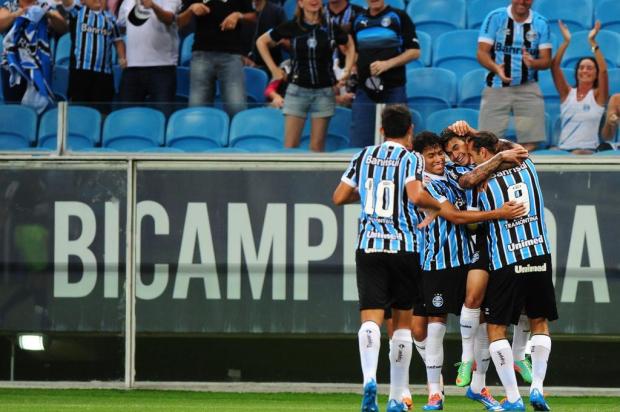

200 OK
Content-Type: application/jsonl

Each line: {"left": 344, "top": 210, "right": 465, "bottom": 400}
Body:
{"left": 583, "top": 104, "right": 591, "bottom": 112}
{"left": 381, "top": 16, "right": 391, "bottom": 27}
{"left": 432, "top": 293, "right": 444, "bottom": 308}
{"left": 525, "top": 30, "right": 538, "bottom": 42}
{"left": 307, "top": 37, "right": 317, "bottom": 49}
{"left": 501, "top": 28, "right": 511, "bottom": 36}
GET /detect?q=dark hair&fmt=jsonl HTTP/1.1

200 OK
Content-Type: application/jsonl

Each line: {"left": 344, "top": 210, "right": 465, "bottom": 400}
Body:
{"left": 413, "top": 131, "right": 442, "bottom": 154}
{"left": 439, "top": 128, "right": 467, "bottom": 150}
{"left": 381, "top": 104, "right": 412, "bottom": 138}
{"left": 467, "top": 131, "right": 499, "bottom": 154}
{"left": 574, "top": 57, "right": 599, "bottom": 89}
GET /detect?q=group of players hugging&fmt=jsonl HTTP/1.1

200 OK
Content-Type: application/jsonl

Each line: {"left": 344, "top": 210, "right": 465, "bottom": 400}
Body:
{"left": 333, "top": 104, "right": 558, "bottom": 412}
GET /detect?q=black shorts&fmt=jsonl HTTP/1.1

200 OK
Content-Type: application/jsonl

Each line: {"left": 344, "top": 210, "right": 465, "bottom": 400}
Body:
{"left": 356, "top": 250, "right": 421, "bottom": 311}
{"left": 483, "top": 254, "right": 558, "bottom": 326}
{"left": 421, "top": 265, "right": 468, "bottom": 315}
{"left": 469, "top": 225, "right": 490, "bottom": 272}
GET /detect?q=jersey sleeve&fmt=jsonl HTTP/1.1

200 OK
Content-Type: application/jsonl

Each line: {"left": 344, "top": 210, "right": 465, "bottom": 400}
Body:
{"left": 404, "top": 152, "right": 424, "bottom": 184}
{"left": 239, "top": 0, "right": 253, "bottom": 14}
{"left": 400, "top": 11, "right": 419, "bottom": 50}
{"left": 478, "top": 10, "right": 499, "bottom": 45}
{"left": 425, "top": 181, "right": 448, "bottom": 203}
{"left": 333, "top": 24, "right": 349, "bottom": 46}
{"left": 341, "top": 149, "right": 366, "bottom": 188}
{"left": 268, "top": 20, "right": 295, "bottom": 43}
{"left": 537, "top": 18, "right": 552, "bottom": 50}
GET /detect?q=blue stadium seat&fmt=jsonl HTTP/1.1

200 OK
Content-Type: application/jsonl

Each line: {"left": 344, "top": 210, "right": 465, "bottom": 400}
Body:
{"left": 180, "top": 33, "right": 194, "bottom": 66}
{"left": 609, "top": 68, "right": 620, "bottom": 95}
{"left": 406, "top": 67, "right": 457, "bottom": 121}
{"left": 283, "top": 0, "right": 297, "bottom": 19}
{"left": 229, "top": 107, "right": 284, "bottom": 151}
{"left": 166, "top": 107, "right": 229, "bottom": 151}
{"left": 466, "top": 0, "right": 507, "bottom": 29}
{"left": 176, "top": 66, "right": 190, "bottom": 100}
{"left": 596, "top": 0, "right": 620, "bottom": 34}
{"left": 300, "top": 106, "right": 351, "bottom": 151}
{"left": 561, "top": 30, "right": 620, "bottom": 69}
{"left": 202, "top": 147, "right": 249, "bottom": 153}
{"left": 52, "top": 63, "right": 69, "bottom": 100}
{"left": 535, "top": 0, "right": 593, "bottom": 40}
{"left": 54, "top": 33, "right": 71, "bottom": 66}
{"left": 432, "top": 30, "right": 480, "bottom": 79}
{"left": 425, "top": 108, "right": 479, "bottom": 134}
{"left": 538, "top": 68, "right": 575, "bottom": 119}
{"left": 406, "top": 0, "right": 466, "bottom": 40}
{"left": 0, "top": 105, "right": 38, "bottom": 149}
{"left": 244, "top": 67, "right": 268, "bottom": 104}
{"left": 410, "top": 108, "right": 424, "bottom": 131}
{"left": 102, "top": 107, "right": 165, "bottom": 150}
{"left": 139, "top": 146, "right": 185, "bottom": 153}
{"left": 385, "top": 0, "right": 405, "bottom": 10}
{"left": 458, "top": 68, "right": 486, "bottom": 109}
{"left": 38, "top": 106, "right": 101, "bottom": 150}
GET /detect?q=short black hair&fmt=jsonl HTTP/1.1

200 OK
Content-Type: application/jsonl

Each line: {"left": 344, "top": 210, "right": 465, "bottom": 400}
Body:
{"left": 413, "top": 131, "right": 442, "bottom": 154}
{"left": 439, "top": 128, "right": 467, "bottom": 150}
{"left": 381, "top": 104, "right": 412, "bottom": 138}
{"left": 467, "top": 131, "right": 499, "bottom": 153}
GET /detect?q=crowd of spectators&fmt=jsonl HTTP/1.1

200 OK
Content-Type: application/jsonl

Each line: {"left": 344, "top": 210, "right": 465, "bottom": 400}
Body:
{"left": 0, "top": 0, "right": 618, "bottom": 152}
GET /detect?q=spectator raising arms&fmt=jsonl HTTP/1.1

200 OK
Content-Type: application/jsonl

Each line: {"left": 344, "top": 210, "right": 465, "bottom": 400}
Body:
{"left": 177, "top": 0, "right": 256, "bottom": 117}
{"left": 349, "top": 0, "right": 420, "bottom": 148}
{"left": 601, "top": 93, "right": 620, "bottom": 142}
{"left": 63, "top": 0, "right": 126, "bottom": 113}
{"left": 551, "top": 20, "right": 608, "bottom": 154}
{"left": 256, "top": 0, "right": 354, "bottom": 152}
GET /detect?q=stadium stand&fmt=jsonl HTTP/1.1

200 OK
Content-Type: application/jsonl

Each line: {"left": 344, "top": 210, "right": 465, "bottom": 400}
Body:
{"left": 595, "top": 0, "right": 620, "bottom": 34}
{"left": 38, "top": 106, "right": 101, "bottom": 150}
{"left": 166, "top": 107, "right": 229, "bottom": 151}
{"left": 406, "top": 67, "right": 457, "bottom": 121}
{"left": 180, "top": 33, "right": 194, "bottom": 67}
{"left": 176, "top": 66, "right": 190, "bottom": 101}
{"left": 457, "top": 68, "right": 486, "bottom": 110}
{"left": 52, "top": 64, "right": 69, "bottom": 101}
{"left": 432, "top": 30, "right": 479, "bottom": 79}
{"left": 406, "top": 30, "right": 431, "bottom": 69}
{"left": 229, "top": 107, "right": 284, "bottom": 151}
{"left": 55, "top": 33, "right": 71, "bottom": 66}
{"left": 466, "top": 0, "right": 508, "bottom": 29}
{"left": 535, "top": 0, "right": 594, "bottom": 40}
{"left": 300, "top": 106, "right": 351, "bottom": 151}
{"left": 425, "top": 108, "right": 479, "bottom": 134}
{"left": 244, "top": 67, "right": 268, "bottom": 104}
{"left": 405, "top": 0, "right": 466, "bottom": 40}
{"left": 0, "top": 105, "right": 38, "bottom": 149}
{"left": 283, "top": 0, "right": 297, "bottom": 19}
{"left": 410, "top": 108, "right": 424, "bottom": 132}
{"left": 102, "top": 107, "right": 166, "bottom": 151}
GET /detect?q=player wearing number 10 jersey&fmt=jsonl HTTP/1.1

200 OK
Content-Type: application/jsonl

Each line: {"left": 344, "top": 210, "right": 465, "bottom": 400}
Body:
{"left": 468, "top": 131, "right": 558, "bottom": 412}
{"left": 333, "top": 104, "right": 443, "bottom": 412}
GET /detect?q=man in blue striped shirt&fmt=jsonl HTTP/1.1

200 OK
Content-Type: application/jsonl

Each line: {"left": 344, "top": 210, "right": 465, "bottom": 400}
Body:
{"left": 413, "top": 131, "right": 524, "bottom": 411}
{"left": 477, "top": 0, "right": 552, "bottom": 151}
{"left": 468, "top": 131, "right": 558, "bottom": 412}
{"left": 333, "top": 104, "right": 440, "bottom": 412}
{"left": 62, "top": 0, "right": 126, "bottom": 112}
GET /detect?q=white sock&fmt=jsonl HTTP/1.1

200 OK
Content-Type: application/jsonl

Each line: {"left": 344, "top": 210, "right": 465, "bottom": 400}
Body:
{"left": 530, "top": 334, "right": 551, "bottom": 395}
{"left": 512, "top": 315, "right": 530, "bottom": 361}
{"left": 425, "top": 322, "right": 446, "bottom": 395}
{"left": 414, "top": 338, "right": 427, "bottom": 363}
{"left": 389, "top": 329, "right": 413, "bottom": 401}
{"left": 471, "top": 323, "right": 490, "bottom": 394}
{"left": 489, "top": 339, "right": 521, "bottom": 403}
{"left": 358, "top": 321, "right": 381, "bottom": 385}
{"left": 460, "top": 305, "right": 480, "bottom": 362}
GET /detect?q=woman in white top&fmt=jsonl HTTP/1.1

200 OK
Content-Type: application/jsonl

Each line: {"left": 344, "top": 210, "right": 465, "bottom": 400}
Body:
{"left": 551, "top": 20, "right": 609, "bottom": 154}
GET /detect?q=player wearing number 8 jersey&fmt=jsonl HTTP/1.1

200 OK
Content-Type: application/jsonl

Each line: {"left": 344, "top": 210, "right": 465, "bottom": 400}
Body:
{"left": 333, "top": 104, "right": 443, "bottom": 412}
{"left": 468, "top": 131, "right": 558, "bottom": 412}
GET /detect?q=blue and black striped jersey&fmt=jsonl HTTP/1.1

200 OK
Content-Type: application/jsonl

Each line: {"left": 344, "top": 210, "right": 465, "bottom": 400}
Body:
{"left": 341, "top": 141, "right": 424, "bottom": 252}
{"left": 478, "top": 6, "right": 551, "bottom": 87}
{"left": 419, "top": 173, "right": 471, "bottom": 271}
{"left": 477, "top": 159, "right": 551, "bottom": 270}
{"left": 66, "top": 4, "right": 121, "bottom": 74}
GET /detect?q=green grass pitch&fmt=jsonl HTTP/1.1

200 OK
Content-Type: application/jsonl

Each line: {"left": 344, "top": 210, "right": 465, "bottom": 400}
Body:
{"left": 0, "top": 389, "right": 618, "bottom": 411}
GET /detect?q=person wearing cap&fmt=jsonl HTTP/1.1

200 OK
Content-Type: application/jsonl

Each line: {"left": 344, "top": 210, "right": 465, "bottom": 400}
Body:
{"left": 117, "top": 0, "right": 181, "bottom": 114}
{"left": 177, "top": 0, "right": 257, "bottom": 117}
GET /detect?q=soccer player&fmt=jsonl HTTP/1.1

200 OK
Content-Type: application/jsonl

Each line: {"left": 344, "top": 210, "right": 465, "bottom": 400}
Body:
{"left": 412, "top": 131, "right": 525, "bottom": 411}
{"left": 333, "top": 104, "right": 441, "bottom": 412}
{"left": 442, "top": 122, "right": 535, "bottom": 388}
{"left": 468, "top": 131, "right": 558, "bottom": 411}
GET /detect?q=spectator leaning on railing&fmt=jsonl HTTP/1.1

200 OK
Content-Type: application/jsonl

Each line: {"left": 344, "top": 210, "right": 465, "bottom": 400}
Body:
{"left": 550, "top": 20, "right": 608, "bottom": 154}
{"left": 477, "top": 0, "right": 552, "bottom": 152}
